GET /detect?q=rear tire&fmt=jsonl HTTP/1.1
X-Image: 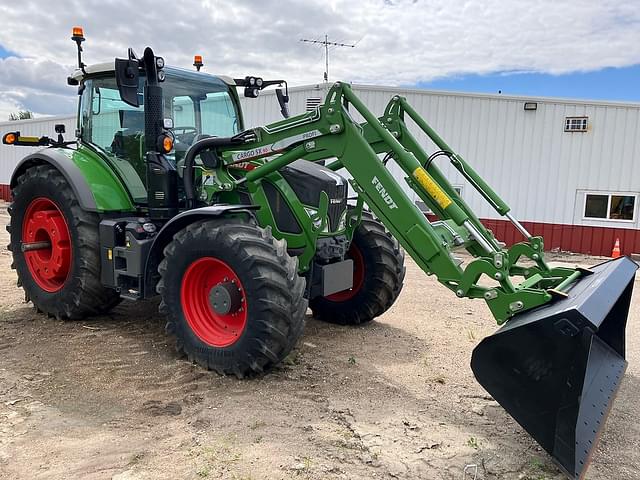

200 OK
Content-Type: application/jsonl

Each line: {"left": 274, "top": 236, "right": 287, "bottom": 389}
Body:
{"left": 8, "top": 165, "right": 121, "bottom": 319}
{"left": 157, "top": 218, "right": 307, "bottom": 377}
{"left": 310, "top": 211, "right": 405, "bottom": 325}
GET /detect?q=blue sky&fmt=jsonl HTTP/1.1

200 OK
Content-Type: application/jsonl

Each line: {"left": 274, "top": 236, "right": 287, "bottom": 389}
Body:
{"left": 1, "top": 1, "right": 639, "bottom": 117}
{"left": 416, "top": 66, "right": 640, "bottom": 102}
{"left": 0, "top": 44, "right": 15, "bottom": 59}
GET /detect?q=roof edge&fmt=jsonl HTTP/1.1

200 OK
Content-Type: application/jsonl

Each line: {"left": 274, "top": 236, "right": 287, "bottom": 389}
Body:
{"left": 0, "top": 114, "right": 76, "bottom": 128}
{"left": 256, "top": 82, "right": 640, "bottom": 108}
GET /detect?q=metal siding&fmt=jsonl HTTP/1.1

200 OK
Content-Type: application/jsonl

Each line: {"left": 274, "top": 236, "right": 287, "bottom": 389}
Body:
{"left": 241, "top": 85, "right": 640, "bottom": 237}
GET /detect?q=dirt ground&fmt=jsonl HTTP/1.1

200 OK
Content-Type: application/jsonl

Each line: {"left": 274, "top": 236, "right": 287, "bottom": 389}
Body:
{"left": 0, "top": 203, "right": 638, "bottom": 480}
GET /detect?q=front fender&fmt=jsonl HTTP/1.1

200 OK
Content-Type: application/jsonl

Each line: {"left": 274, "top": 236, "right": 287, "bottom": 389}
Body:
{"left": 143, "top": 205, "right": 258, "bottom": 297}
{"left": 10, "top": 147, "right": 135, "bottom": 212}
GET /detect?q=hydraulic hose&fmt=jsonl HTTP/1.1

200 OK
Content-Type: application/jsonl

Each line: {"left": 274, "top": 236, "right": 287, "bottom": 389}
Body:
{"left": 182, "top": 135, "right": 242, "bottom": 208}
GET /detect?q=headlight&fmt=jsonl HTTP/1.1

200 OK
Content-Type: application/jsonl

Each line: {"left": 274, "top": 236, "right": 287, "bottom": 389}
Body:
{"left": 337, "top": 210, "right": 348, "bottom": 231}
{"left": 304, "top": 206, "right": 329, "bottom": 232}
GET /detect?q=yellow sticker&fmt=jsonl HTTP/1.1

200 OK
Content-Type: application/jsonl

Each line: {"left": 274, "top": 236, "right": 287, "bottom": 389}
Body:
{"left": 413, "top": 167, "right": 452, "bottom": 209}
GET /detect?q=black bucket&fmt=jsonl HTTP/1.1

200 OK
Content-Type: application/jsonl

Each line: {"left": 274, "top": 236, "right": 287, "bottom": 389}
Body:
{"left": 471, "top": 256, "right": 637, "bottom": 479}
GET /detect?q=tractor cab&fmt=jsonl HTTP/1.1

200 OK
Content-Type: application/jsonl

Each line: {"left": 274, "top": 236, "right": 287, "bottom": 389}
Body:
{"left": 71, "top": 63, "right": 242, "bottom": 203}
{"left": 65, "top": 27, "right": 289, "bottom": 217}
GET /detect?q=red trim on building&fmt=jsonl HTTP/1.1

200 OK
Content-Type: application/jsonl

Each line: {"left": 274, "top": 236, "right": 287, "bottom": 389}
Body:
{"left": 0, "top": 184, "right": 10, "bottom": 202}
{"left": 425, "top": 213, "right": 637, "bottom": 257}
{"left": 481, "top": 218, "right": 639, "bottom": 257}
{"left": 0, "top": 184, "right": 636, "bottom": 256}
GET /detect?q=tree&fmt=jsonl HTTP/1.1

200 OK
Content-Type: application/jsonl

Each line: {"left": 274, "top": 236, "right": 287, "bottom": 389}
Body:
{"left": 8, "top": 111, "right": 34, "bottom": 121}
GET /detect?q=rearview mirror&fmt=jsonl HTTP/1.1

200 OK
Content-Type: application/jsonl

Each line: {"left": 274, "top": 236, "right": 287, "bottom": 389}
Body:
{"left": 276, "top": 88, "right": 290, "bottom": 119}
{"left": 115, "top": 58, "right": 140, "bottom": 107}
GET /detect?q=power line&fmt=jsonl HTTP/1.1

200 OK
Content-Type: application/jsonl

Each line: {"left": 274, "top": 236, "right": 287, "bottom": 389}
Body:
{"left": 300, "top": 34, "right": 355, "bottom": 82}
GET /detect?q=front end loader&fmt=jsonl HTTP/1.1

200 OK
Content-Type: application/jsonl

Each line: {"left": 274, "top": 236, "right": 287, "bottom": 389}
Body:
{"left": 2, "top": 29, "right": 636, "bottom": 479}
{"left": 188, "top": 82, "right": 636, "bottom": 477}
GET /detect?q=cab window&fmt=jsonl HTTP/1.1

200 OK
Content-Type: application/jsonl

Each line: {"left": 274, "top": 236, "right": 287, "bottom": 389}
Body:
{"left": 201, "top": 92, "right": 239, "bottom": 136}
{"left": 80, "top": 77, "right": 147, "bottom": 202}
{"left": 78, "top": 70, "right": 241, "bottom": 204}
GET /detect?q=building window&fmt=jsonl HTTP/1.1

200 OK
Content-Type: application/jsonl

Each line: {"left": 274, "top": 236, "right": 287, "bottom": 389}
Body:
{"left": 584, "top": 193, "right": 636, "bottom": 221}
{"left": 306, "top": 98, "right": 322, "bottom": 111}
{"left": 565, "top": 116, "right": 588, "bottom": 132}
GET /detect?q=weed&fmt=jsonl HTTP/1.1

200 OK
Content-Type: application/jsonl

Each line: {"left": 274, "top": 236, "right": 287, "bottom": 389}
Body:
{"left": 527, "top": 456, "right": 558, "bottom": 478}
{"left": 196, "top": 466, "right": 210, "bottom": 477}
{"left": 128, "top": 452, "right": 145, "bottom": 465}
{"left": 249, "top": 420, "right": 267, "bottom": 430}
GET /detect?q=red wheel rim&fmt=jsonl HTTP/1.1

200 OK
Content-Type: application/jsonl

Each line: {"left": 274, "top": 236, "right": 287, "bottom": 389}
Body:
{"left": 21, "top": 197, "right": 72, "bottom": 292}
{"left": 180, "top": 257, "right": 247, "bottom": 347}
{"left": 326, "top": 244, "right": 365, "bottom": 302}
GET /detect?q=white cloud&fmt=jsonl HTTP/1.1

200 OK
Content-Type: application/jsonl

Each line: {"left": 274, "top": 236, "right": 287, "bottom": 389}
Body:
{"left": 0, "top": 0, "right": 639, "bottom": 119}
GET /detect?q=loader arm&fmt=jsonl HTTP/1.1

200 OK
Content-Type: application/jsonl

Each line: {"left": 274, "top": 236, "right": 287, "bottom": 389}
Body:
{"left": 208, "top": 81, "right": 576, "bottom": 323}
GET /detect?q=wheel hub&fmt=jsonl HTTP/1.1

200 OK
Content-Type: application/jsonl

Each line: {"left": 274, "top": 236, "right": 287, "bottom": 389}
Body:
{"left": 209, "top": 281, "right": 242, "bottom": 315}
{"left": 21, "top": 197, "right": 72, "bottom": 292}
{"left": 180, "top": 257, "right": 247, "bottom": 347}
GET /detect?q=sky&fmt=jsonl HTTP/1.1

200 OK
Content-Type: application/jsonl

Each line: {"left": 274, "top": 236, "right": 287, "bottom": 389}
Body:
{"left": 0, "top": 0, "right": 639, "bottom": 120}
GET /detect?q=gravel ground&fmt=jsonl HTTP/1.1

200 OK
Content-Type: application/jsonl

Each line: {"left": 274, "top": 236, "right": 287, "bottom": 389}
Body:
{"left": 0, "top": 202, "right": 638, "bottom": 480}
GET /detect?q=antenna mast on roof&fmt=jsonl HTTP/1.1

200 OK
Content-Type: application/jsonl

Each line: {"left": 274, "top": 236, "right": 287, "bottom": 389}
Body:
{"left": 300, "top": 35, "right": 355, "bottom": 82}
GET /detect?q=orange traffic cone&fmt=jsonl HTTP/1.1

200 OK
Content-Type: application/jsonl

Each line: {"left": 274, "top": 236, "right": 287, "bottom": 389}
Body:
{"left": 611, "top": 238, "right": 621, "bottom": 258}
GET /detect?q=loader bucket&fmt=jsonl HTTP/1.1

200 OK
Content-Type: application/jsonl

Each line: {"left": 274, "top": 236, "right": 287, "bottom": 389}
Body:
{"left": 471, "top": 256, "right": 637, "bottom": 479}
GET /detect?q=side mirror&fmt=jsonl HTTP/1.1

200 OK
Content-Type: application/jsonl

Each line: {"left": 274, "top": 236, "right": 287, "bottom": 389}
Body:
{"left": 115, "top": 58, "right": 140, "bottom": 107}
{"left": 276, "top": 88, "right": 290, "bottom": 119}
{"left": 54, "top": 124, "right": 66, "bottom": 144}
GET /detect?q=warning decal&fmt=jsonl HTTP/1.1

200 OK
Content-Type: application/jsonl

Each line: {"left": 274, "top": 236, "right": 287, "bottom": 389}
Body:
{"left": 413, "top": 167, "right": 452, "bottom": 209}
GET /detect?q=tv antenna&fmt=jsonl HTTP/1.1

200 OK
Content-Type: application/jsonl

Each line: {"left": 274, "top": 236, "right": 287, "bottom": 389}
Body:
{"left": 300, "top": 35, "right": 355, "bottom": 82}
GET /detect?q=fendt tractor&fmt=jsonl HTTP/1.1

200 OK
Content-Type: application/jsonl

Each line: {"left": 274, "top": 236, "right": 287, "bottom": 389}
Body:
{"left": 3, "top": 28, "right": 637, "bottom": 478}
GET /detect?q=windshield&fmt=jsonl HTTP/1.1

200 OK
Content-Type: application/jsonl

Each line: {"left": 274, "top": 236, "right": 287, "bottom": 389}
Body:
{"left": 164, "top": 70, "right": 240, "bottom": 144}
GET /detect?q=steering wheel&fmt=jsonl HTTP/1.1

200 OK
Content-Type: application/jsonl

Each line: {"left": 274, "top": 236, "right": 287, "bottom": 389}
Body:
{"left": 173, "top": 126, "right": 199, "bottom": 144}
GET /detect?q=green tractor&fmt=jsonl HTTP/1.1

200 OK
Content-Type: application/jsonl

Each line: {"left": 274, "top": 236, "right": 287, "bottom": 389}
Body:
{"left": 4, "top": 29, "right": 404, "bottom": 376}
{"left": 3, "top": 28, "right": 637, "bottom": 479}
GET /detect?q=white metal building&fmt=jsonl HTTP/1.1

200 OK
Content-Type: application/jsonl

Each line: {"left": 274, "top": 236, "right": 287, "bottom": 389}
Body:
{"left": 0, "top": 115, "right": 76, "bottom": 200}
{"left": 242, "top": 84, "right": 640, "bottom": 256}
{"left": 1, "top": 84, "right": 639, "bottom": 256}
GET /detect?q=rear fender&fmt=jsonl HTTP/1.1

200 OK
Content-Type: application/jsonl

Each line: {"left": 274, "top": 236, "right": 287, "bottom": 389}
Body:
{"left": 143, "top": 205, "right": 258, "bottom": 298}
{"left": 10, "top": 148, "right": 135, "bottom": 212}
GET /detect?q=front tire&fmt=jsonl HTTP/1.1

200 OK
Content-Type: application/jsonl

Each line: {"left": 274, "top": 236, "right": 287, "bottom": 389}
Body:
{"left": 157, "top": 219, "right": 307, "bottom": 377}
{"left": 8, "top": 164, "right": 121, "bottom": 319}
{"left": 310, "top": 212, "right": 405, "bottom": 325}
